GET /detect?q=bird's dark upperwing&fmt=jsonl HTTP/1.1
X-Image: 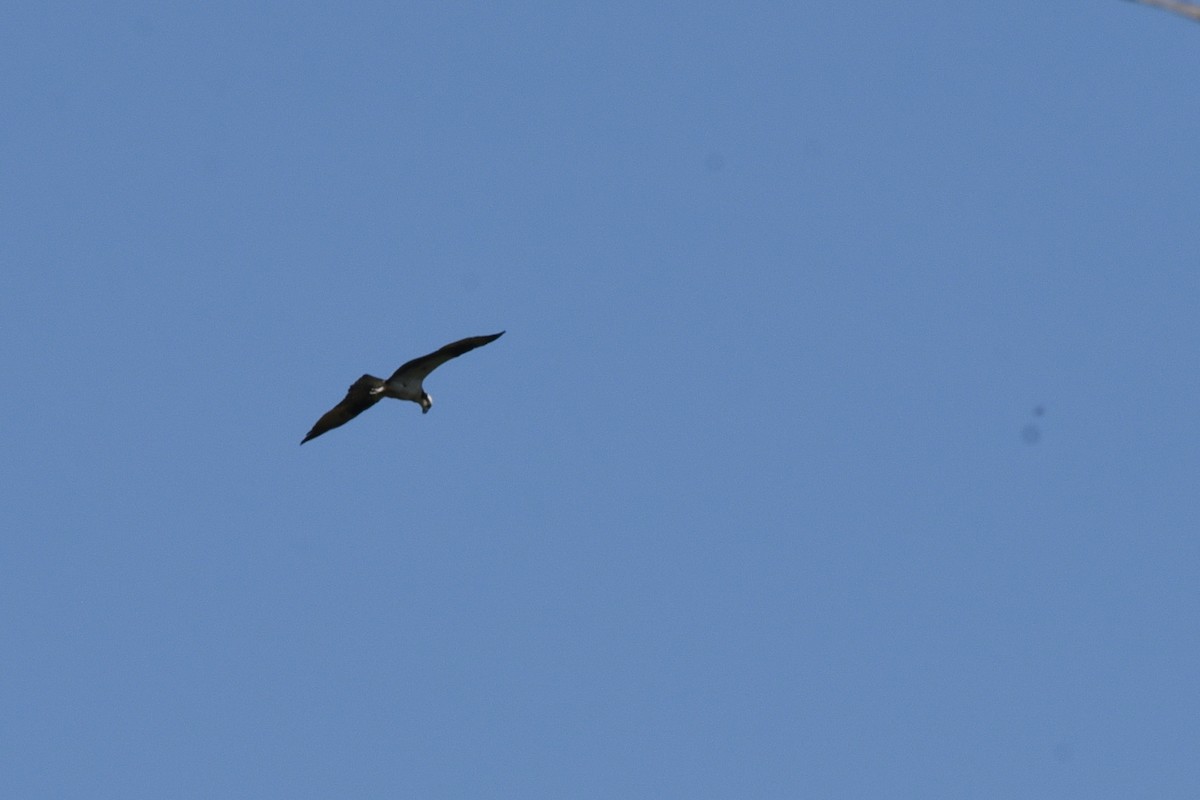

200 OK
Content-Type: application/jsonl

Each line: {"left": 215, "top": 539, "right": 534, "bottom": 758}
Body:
{"left": 387, "top": 331, "right": 505, "bottom": 385}
{"left": 301, "top": 374, "right": 385, "bottom": 444}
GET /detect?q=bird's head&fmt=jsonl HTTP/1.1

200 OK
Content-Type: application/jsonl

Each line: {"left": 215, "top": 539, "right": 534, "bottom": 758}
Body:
{"left": 420, "top": 393, "right": 432, "bottom": 414}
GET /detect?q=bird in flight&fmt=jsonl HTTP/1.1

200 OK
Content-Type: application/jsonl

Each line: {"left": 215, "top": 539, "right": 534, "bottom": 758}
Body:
{"left": 301, "top": 331, "right": 505, "bottom": 444}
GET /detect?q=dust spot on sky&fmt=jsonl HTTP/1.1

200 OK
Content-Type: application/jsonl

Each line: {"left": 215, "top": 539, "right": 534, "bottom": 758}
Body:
{"left": 1022, "top": 405, "right": 1045, "bottom": 444}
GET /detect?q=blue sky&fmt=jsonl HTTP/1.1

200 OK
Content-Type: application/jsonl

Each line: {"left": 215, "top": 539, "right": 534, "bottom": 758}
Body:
{"left": 2, "top": 2, "right": 1198, "bottom": 797}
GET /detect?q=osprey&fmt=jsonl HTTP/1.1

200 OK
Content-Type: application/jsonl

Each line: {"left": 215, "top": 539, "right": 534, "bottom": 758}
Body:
{"left": 301, "top": 331, "right": 504, "bottom": 444}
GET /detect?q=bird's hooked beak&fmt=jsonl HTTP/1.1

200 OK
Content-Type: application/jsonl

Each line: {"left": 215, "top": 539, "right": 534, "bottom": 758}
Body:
{"left": 420, "top": 393, "right": 432, "bottom": 414}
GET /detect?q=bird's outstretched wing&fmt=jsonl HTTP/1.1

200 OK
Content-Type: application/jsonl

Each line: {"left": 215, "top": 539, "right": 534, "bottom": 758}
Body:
{"left": 301, "top": 374, "right": 385, "bottom": 444}
{"left": 387, "top": 331, "right": 505, "bottom": 385}
{"left": 1127, "top": 0, "right": 1200, "bottom": 22}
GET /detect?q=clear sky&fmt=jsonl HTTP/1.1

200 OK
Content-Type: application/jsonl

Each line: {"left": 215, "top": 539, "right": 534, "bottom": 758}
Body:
{"left": 3, "top": 2, "right": 1198, "bottom": 797}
